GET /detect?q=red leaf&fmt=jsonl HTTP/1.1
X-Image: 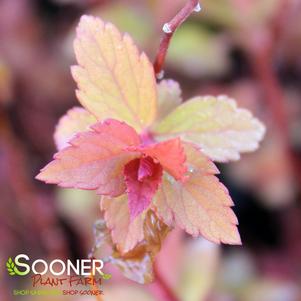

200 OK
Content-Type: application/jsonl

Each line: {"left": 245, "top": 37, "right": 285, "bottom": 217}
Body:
{"left": 138, "top": 156, "right": 154, "bottom": 180}
{"left": 124, "top": 157, "right": 163, "bottom": 221}
{"left": 36, "top": 119, "right": 140, "bottom": 196}
{"left": 130, "top": 138, "right": 187, "bottom": 181}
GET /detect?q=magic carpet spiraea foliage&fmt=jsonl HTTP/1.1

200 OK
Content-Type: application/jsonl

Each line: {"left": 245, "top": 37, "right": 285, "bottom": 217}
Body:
{"left": 36, "top": 15, "right": 265, "bottom": 254}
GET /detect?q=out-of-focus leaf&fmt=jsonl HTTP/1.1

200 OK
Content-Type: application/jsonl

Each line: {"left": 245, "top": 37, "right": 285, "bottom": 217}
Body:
{"left": 177, "top": 238, "right": 220, "bottom": 301}
{"left": 218, "top": 251, "right": 256, "bottom": 292}
{"left": 156, "top": 79, "right": 182, "bottom": 121}
{"left": 241, "top": 278, "right": 299, "bottom": 301}
{"left": 93, "top": 3, "right": 153, "bottom": 48}
{"left": 54, "top": 107, "right": 96, "bottom": 150}
{"left": 153, "top": 143, "right": 241, "bottom": 245}
{"left": 0, "top": 60, "right": 13, "bottom": 105}
{"left": 72, "top": 15, "right": 157, "bottom": 132}
{"left": 201, "top": 0, "right": 239, "bottom": 28}
{"left": 166, "top": 23, "right": 231, "bottom": 78}
{"left": 153, "top": 95, "right": 265, "bottom": 162}
{"left": 229, "top": 133, "right": 296, "bottom": 207}
{"left": 278, "top": 6, "right": 301, "bottom": 64}
{"left": 202, "top": 0, "right": 281, "bottom": 28}
{"left": 154, "top": 228, "right": 185, "bottom": 291}
{"left": 101, "top": 284, "right": 156, "bottom": 301}
{"left": 57, "top": 189, "right": 97, "bottom": 219}
{"left": 51, "top": 0, "right": 95, "bottom": 5}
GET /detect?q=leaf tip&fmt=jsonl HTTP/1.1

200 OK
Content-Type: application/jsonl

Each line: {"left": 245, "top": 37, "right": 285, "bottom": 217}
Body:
{"left": 222, "top": 227, "right": 242, "bottom": 246}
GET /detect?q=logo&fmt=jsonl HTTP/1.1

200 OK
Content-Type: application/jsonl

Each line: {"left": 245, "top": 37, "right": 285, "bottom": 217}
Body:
{"left": 6, "top": 254, "right": 111, "bottom": 297}
{"left": 6, "top": 257, "right": 23, "bottom": 276}
{"left": 6, "top": 254, "right": 111, "bottom": 279}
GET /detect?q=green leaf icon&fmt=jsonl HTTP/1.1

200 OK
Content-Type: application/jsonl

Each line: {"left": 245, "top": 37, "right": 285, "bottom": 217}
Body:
{"left": 6, "top": 258, "right": 16, "bottom": 276}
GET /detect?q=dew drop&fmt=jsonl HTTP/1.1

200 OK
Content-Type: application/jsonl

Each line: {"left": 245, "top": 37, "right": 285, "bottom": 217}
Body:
{"left": 162, "top": 23, "right": 172, "bottom": 34}
{"left": 156, "top": 70, "right": 165, "bottom": 80}
{"left": 166, "top": 174, "right": 176, "bottom": 184}
{"left": 188, "top": 166, "right": 194, "bottom": 173}
{"left": 194, "top": 3, "right": 202, "bottom": 12}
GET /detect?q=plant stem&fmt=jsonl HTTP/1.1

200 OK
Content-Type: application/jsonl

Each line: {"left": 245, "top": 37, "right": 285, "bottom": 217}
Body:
{"left": 149, "top": 263, "right": 180, "bottom": 301}
{"left": 153, "top": 0, "right": 200, "bottom": 77}
{"left": 250, "top": 39, "right": 301, "bottom": 182}
{"left": 246, "top": 0, "right": 301, "bottom": 185}
{"left": 250, "top": 44, "right": 289, "bottom": 142}
{"left": 151, "top": 4, "right": 200, "bottom": 298}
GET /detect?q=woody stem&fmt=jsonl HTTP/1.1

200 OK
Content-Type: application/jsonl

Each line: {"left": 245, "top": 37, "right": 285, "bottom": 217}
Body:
{"left": 153, "top": 0, "right": 200, "bottom": 77}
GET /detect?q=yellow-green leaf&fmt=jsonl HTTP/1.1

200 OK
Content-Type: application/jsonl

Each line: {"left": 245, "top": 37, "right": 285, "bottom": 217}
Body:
{"left": 94, "top": 3, "right": 153, "bottom": 48}
{"left": 166, "top": 24, "right": 231, "bottom": 78}
{"left": 177, "top": 238, "right": 220, "bottom": 301}
{"left": 72, "top": 15, "right": 157, "bottom": 132}
{"left": 152, "top": 95, "right": 265, "bottom": 162}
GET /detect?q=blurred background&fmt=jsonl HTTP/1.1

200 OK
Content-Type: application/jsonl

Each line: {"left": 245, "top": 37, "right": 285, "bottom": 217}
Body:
{"left": 1, "top": 0, "right": 301, "bottom": 300}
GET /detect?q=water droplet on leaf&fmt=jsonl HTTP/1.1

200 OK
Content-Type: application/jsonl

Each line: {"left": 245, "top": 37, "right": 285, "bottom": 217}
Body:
{"left": 188, "top": 166, "right": 194, "bottom": 173}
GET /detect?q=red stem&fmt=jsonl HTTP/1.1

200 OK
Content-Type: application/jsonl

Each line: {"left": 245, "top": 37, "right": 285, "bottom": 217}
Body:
{"left": 149, "top": 263, "right": 180, "bottom": 301}
{"left": 250, "top": 43, "right": 301, "bottom": 186}
{"left": 153, "top": 0, "right": 199, "bottom": 76}
{"left": 250, "top": 46, "right": 289, "bottom": 142}
{"left": 246, "top": 7, "right": 300, "bottom": 181}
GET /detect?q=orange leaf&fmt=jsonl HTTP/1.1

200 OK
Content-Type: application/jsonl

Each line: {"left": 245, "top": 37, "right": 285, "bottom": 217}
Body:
{"left": 101, "top": 195, "right": 145, "bottom": 254}
{"left": 152, "top": 143, "right": 241, "bottom": 245}
{"left": 36, "top": 119, "right": 140, "bottom": 197}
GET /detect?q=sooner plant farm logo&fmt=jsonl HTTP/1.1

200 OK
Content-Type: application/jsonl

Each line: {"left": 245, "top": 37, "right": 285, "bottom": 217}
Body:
{"left": 6, "top": 254, "right": 111, "bottom": 278}
{"left": 6, "top": 254, "right": 111, "bottom": 297}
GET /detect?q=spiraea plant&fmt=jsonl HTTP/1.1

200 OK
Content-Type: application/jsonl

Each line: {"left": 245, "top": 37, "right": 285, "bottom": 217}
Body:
{"left": 36, "top": 13, "right": 265, "bottom": 284}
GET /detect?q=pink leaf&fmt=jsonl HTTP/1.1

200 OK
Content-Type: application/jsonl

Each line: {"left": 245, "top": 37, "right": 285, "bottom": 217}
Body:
{"left": 138, "top": 156, "right": 155, "bottom": 181}
{"left": 124, "top": 157, "right": 163, "bottom": 221}
{"left": 36, "top": 119, "right": 140, "bottom": 197}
